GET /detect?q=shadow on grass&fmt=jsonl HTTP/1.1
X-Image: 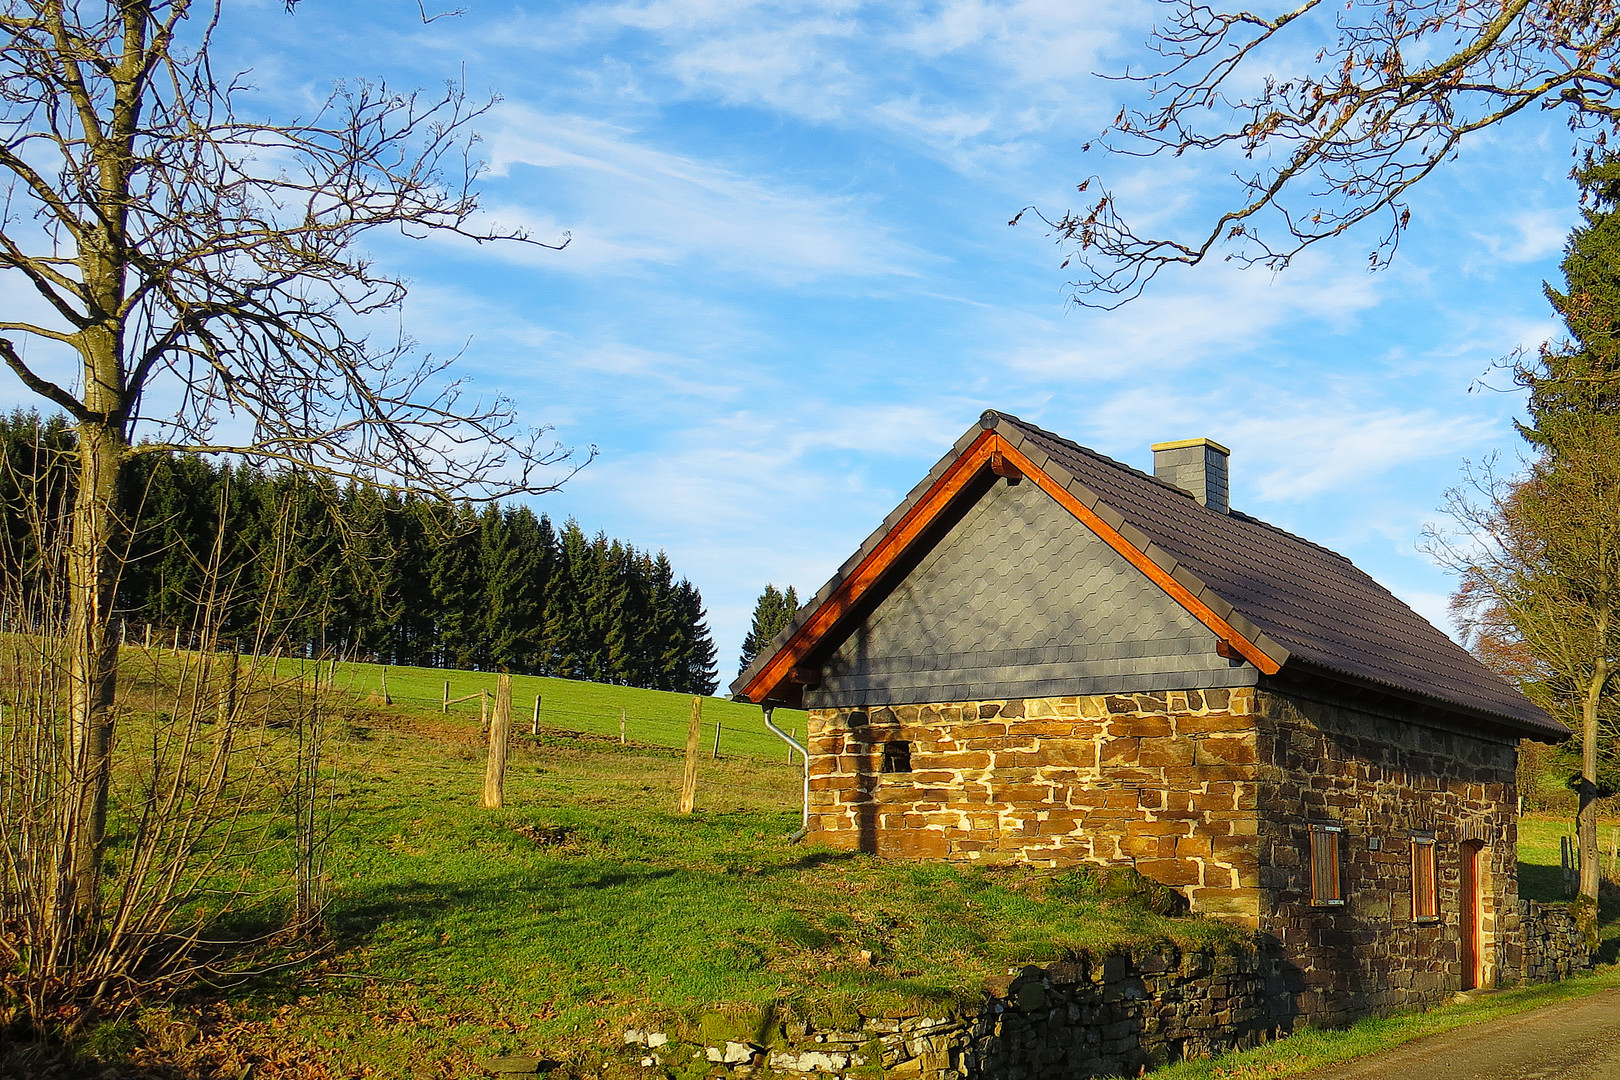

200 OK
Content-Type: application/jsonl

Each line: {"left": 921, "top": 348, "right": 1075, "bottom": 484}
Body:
{"left": 1518, "top": 862, "right": 1571, "bottom": 904}
{"left": 771, "top": 849, "right": 862, "bottom": 873}
{"left": 329, "top": 863, "right": 683, "bottom": 940}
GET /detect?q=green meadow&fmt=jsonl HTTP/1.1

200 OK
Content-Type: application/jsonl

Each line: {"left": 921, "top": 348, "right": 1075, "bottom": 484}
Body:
{"left": 66, "top": 653, "right": 1240, "bottom": 1079}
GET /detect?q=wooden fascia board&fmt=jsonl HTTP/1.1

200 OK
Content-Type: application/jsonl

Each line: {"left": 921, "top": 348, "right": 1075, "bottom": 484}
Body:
{"left": 737, "top": 429, "right": 1284, "bottom": 703}
{"left": 991, "top": 438, "right": 1285, "bottom": 677}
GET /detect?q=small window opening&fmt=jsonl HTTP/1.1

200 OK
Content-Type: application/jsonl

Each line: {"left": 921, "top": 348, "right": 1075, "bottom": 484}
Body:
{"left": 1310, "top": 824, "right": 1344, "bottom": 906}
{"left": 881, "top": 740, "right": 912, "bottom": 774}
{"left": 1412, "top": 836, "right": 1438, "bottom": 922}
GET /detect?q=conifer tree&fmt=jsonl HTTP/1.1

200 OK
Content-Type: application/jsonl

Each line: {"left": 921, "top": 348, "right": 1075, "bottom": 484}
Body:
{"left": 674, "top": 580, "right": 720, "bottom": 695}
{"left": 0, "top": 415, "right": 720, "bottom": 691}
{"left": 427, "top": 502, "right": 482, "bottom": 669}
{"left": 738, "top": 583, "right": 800, "bottom": 676}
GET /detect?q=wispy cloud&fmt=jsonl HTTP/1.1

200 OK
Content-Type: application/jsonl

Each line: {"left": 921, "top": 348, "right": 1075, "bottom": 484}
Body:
{"left": 472, "top": 107, "right": 922, "bottom": 282}
{"left": 574, "top": 0, "right": 1145, "bottom": 173}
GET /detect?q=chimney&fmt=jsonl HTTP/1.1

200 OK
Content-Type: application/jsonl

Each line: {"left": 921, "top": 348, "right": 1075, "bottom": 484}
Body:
{"left": 1152, "top": 438, "right": 1230, "bottom": 514}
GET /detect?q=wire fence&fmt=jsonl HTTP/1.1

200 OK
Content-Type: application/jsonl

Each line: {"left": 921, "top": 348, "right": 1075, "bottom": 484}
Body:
{"left": 263, "top": 656, "right": 807, "bottom": 764}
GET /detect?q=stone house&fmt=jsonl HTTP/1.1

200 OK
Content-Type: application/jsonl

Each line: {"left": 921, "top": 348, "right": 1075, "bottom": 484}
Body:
{"left": 732, "top": 410, "right": 1567, "bottom": 1020}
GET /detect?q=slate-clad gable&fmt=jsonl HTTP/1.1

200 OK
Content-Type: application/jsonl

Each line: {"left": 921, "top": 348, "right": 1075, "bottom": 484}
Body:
{"left": 810, "top": 478, "right": 1248, "bottom": 707}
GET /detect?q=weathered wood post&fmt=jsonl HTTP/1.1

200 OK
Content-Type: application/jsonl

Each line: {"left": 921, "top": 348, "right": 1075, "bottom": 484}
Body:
{"left": 443, "top": 681, "right": 451, "bottom": 714}
{"left": 712, "top": 716, "right": 722, "bottom": 761}
{"left": 619, "top": 707, "right": 626, "bottom": 745}
{"left": 379, "top": 665, "right": 392, "bottom": 706}
{"left": 483, "top": 674, "right": 513, "bottom": 809}
{"left": 532, "top": 694, "right": 542, "bottom": 737}
{"left": 480, "top": 688, "right": 490, "bottom": 738}
{"left": 679, "top": 696, "right": 702, "bottom": 814}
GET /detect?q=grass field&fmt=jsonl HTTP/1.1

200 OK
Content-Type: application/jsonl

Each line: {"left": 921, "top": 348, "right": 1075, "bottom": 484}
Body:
{"left": 18, "top": 652, "right": 1618, "bottom": 1079}
{"left": 46, "top": 657, "right": 1241, "bottom": 1080}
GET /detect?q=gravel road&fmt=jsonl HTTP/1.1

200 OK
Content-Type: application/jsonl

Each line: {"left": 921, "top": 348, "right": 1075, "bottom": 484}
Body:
{"left": 1298, "top": 988, "right": 1620, "bottom": 1080}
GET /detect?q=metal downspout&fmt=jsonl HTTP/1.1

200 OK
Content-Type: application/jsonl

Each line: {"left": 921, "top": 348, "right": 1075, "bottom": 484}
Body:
{"left": 762, "top": 705, "right": 808, "bottom": 842}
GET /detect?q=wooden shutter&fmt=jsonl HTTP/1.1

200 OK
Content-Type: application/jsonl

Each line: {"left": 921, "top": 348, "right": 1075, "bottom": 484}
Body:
{"left": 1412, "top": 837, "right": 1438, "bottom": 921}
{"left": 1310, "top": 824, "right": 1343, "bottom": 905}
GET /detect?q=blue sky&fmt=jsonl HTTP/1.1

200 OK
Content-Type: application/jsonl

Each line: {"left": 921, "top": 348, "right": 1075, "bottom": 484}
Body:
{"left": 2, "top": 1, "right": 1585, "bottom": 676}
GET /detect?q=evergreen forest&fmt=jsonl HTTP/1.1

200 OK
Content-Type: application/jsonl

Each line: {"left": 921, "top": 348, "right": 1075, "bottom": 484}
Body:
{"left": 0, "top": 412, "right": 720, "bottom": 694}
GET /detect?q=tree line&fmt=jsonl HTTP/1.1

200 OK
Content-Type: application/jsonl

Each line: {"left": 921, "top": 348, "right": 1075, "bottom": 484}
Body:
{"left": 0, "top": 411, "right": 719, "bottom": 694}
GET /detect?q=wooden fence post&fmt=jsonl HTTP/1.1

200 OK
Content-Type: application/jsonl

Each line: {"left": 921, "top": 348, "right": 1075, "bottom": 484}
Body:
{"left": 483, "top": 674, "right": 513, "bottom": 809}
{"left": 443, "top": 681, "right": 451, "bottom": 714}
{"left": 619, "top": 707, "right": 626, "bottom": 745}
{"left": 380, "top": 665, "right": 392, "bottom": 706}
{"left": 532, "top": 694, "right": 542, "bottom": 737}
{"left": 712, "top": 717, "right": 722, "bottom": 761}
{"left": 480, "top": 690, "right": 490, "bottom": 738}
{"left": 679, "top": 696, "right": 702, "bottom": 814}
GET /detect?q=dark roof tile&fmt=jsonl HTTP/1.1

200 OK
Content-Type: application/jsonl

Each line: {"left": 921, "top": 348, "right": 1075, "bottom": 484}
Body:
{"left": 987, "top": 412, "right": 1560, "bottom": 737}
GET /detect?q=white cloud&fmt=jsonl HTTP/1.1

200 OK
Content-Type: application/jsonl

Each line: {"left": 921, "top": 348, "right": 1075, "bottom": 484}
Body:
{"left": 575, "top": 0, "right": 1145, "bottom": 173}
{"left": 996, "top": 249, "right": 1388, "bottom": 381}
{"left": 1472, "top": 208, "right": 1573, "bottom": 265}
{"left": 472, "top": 107, "right": 922, "bottom": 282}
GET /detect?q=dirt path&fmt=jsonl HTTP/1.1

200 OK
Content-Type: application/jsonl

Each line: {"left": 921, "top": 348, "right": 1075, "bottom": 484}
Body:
{"left": 1299, "top": 988, "right": 1620, "bottom": 1080}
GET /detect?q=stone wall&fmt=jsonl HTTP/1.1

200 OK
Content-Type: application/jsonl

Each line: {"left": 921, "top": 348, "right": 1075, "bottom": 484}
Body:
{"left": 1513, "top": 900, "right": 1593, "bottom": 983}
{"left": 633, "top": 927, "right": 1591, "bottom": 1080}
{"left": 805, "top": 689, "right": 1264, "bottom": 920}
{"left": 1253, "top": 689, "right": 1520, "bottom": 1021}
{"left": 627, "top": 943, "right": 1292, "bottom": 1080}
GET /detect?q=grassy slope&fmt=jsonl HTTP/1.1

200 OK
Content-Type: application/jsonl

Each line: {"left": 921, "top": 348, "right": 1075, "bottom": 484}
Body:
{"left": 55, "top": 654, "right": 1617, "bottom": 1079}
{"left": 275, "top": 656, "right": 802, "bottom": 761}
{"left": 96, "top": 661, "right": 1239, "bottom": 1079}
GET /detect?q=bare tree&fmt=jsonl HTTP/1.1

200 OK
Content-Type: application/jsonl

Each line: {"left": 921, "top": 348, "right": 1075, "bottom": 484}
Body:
{"left": 1434, "top": 439, "right": 1620, "bottom": 940}
{"left": 1040, "top": 0, "right": 1620, "bottom": 304}
{"left": 0, "top": 0, "right": 575, "bottom": 962}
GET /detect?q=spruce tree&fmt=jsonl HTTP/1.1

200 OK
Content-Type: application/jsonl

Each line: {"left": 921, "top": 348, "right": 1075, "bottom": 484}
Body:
{"left": 674, "top": 579, "right": 720, "bottom": 695}
{"left": 1523, "top": 156, "right": 1620, "bottom": 451}
{"left": 738, "top": 583, "right": 800, "bottom": 676}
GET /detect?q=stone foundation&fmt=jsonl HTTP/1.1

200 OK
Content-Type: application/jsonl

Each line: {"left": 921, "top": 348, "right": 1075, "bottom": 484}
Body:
{"left": 806, "top": 689, "right": 1264, "bottom": 921}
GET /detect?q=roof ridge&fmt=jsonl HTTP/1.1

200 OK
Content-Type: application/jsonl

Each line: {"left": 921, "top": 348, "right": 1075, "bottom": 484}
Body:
{"left": 984, "top": 410, "right": 1195, "bottom": 500}
{"left": 988, "top": 410, "right": 1357, "bottom": 568}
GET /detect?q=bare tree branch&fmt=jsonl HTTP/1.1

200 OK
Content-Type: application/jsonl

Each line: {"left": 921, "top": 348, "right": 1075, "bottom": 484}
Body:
{"left": 1047, "top": 0, "right": 1620, "bottom": 303}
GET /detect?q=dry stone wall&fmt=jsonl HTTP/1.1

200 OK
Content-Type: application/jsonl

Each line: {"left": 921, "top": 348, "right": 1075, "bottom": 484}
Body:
{"left": 1513, "top": 900, "right": 1593, "bottom": 983}
{"left": 805, "top": 689, "right": 1265, "bottom": 920}
{"left": 625, "top": 932, "right": 1590, "bottom": 1080}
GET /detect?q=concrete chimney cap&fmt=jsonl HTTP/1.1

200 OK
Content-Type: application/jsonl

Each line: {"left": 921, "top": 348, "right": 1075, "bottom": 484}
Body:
{"left": 1151, "top": 437, "right": 1230, "bottom": 455}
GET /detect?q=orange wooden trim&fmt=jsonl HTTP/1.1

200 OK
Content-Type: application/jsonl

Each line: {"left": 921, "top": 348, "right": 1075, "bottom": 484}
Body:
{"left": 989, "top": 451, "right": 1022, "bottom": 481}
{"left": 994, "top": 440, "right": 1283, "bottom": 676}
{"left": 739, "top": 428, "right": 1280, "bottom": 702}
{"left": 739, "top": 429, "right": 1000, "bottom": 702}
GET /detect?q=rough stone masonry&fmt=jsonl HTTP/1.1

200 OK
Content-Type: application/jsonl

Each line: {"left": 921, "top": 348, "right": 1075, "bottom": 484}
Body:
{"left": 806, "top": 683, "right": 1566, "bottom": 1024}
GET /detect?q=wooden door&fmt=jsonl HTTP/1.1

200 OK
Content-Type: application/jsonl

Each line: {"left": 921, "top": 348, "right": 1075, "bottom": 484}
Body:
{"left": 1460, "top": 841, "right": 1483, "bottom": 990}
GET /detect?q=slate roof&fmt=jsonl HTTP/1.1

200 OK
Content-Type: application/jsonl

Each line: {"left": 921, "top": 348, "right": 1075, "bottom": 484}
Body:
{"left": 733, "top": 410, "right": 1563, "bottom": 739}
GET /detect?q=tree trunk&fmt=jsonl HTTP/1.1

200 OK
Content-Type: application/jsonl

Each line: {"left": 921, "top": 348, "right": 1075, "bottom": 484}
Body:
{"left": 64, "top": 417, "right": 126, "bottom": 919}
{"left": 1575, "top": 656, "right": 1608, "bottom": 942}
